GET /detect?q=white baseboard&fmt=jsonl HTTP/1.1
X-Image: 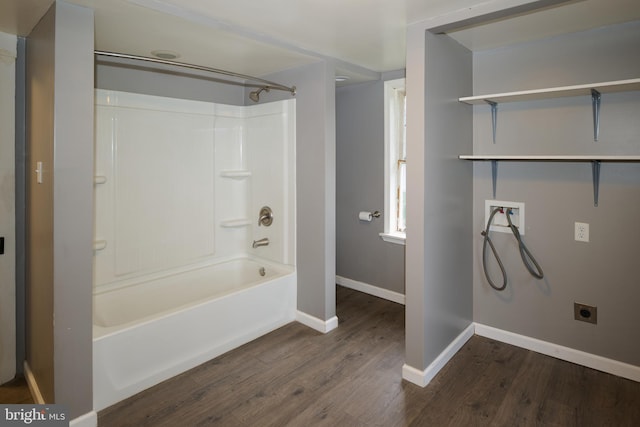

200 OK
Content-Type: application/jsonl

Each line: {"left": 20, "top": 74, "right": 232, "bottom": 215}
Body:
{"left": 23, "top": 361, "right": 44, "bottom": 404}
{"left": 402, "top": 323, "right": 475, "bottom": 387}
{"left": 296, "top": 311, "right": 339, "bottom": 333}
{"left": 336, "top": 276, "right": 405, "bottom": 305}
{"left": 475, "top": 323, "right": 640, "bottom": 383}
{"left": 70, "top": 411, "right": 97, "bottom": 427}
{"left": 24, "top": 361, "right": 98, "bottom": 426}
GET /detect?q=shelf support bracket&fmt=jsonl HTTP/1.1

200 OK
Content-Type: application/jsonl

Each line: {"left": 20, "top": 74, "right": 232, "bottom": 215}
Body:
{"left": 591, "top": 89, "right": 601, "bottom": 141}
{"left": 485, "top": 100, "right": 498, "bottom": 144}
{"left": 591, "top": 160, "right": 601, "bottom": 207}
{"left": 491, "top": 160, "right": 498, "bottom": 198}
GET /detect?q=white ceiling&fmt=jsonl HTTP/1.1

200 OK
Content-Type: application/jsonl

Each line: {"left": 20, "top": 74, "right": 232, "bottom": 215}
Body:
{"left": 0, "top": 0, "right": 639, "bottom": 85}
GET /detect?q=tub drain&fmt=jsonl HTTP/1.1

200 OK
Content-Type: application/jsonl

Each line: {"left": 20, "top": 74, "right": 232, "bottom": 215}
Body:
{"left": 259, "top": 267, "right": 266, "bottom": 276}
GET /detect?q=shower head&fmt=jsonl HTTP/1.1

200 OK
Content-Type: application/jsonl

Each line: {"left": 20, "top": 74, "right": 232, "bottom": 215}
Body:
{"left": 249, "top": 86, "right": 270, "bottom": 102}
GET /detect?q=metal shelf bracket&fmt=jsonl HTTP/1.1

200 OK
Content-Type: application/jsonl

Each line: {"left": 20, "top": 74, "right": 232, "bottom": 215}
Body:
{"left": 591, "top": 89, "right": 601, "bottom": 141}
{"left": 491, "top": 160, "right": 498, "bottom": 198}
{"left": 485, "top": 100, "right": 498, "bottom": 144}
{"left": 591, "top": 160, "right": 601, "bottom": 207}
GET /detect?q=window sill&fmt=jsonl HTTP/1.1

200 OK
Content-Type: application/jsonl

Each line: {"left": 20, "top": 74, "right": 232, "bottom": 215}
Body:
{"left": 379, "top": 232, "right": 406, "bottom": 246}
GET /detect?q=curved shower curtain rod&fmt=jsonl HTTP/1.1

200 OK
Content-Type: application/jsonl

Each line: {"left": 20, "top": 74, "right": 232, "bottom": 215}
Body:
{"left": 94, "top": 50, "right": 297, "bottom": 97}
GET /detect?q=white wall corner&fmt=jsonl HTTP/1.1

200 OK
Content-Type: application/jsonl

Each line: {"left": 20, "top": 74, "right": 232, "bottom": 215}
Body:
{"left": 474, "top": 323, "right": 640, "bottom": 383}
{"left": 296, "top": 311, "right": 338, "bottom": 334}
{"left": 402, "top": 323, "right": 475, "bottom": 387}
{"left": 336, "top": 276, "right": 405, "bottom": 305}
{"left": 70, "top": 411, "right": 98, "bottom": 427}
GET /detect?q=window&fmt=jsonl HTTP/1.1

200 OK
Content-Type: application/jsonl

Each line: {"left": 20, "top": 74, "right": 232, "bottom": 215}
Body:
{"left": 380, "top": 78, "right": 406, "bottom": 245}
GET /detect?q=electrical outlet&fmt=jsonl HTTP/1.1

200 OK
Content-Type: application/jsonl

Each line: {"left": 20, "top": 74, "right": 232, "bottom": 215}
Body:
{"left": 575, "top": 222, "right": 589, "bottom": 242}
{"left": 574, "top": 302, "right": 597, "bottom": 324}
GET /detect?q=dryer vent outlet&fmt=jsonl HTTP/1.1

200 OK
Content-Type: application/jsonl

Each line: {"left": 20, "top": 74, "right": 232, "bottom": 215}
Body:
{"left": 574, "top": 302, "right": 597, "bottom": 324}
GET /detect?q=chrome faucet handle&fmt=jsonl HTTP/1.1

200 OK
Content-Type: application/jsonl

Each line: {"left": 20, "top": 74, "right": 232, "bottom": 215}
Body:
{"left": 258, "top": 206, "right": 273, "bottom": 226}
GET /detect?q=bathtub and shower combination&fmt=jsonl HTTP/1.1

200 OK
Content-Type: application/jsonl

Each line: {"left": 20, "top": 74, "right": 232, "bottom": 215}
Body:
{"left": 92, "top": 90, "right": 296, "bottom": 410}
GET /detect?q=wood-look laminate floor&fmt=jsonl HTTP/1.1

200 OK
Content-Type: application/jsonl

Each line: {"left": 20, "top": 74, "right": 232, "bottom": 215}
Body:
{"left": 99, "top": 286, "right": 640, "bottom": 426}
{"left": 0, "top": 376, "right": 34, "bottom": 404}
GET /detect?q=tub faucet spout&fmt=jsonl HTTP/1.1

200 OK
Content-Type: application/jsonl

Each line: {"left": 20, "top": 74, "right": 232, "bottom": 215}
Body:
{"left": 252, "top": 238, "right": 269, "bottom": 248}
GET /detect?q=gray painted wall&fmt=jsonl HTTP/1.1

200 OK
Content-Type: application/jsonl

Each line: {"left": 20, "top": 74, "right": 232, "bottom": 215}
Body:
{"left": 0, "top": 31, "right": 17, "bottom": 384}
{"left": 258, "top": 62, "right": 337, "bottom": 321}
{"left": 26, "top": 3, "right": 56, "bottom": 403}
{"left": 405, "top": 28, "right": 473, "bottom": 370}
{"left": 52, "top": 2, "right": 94, "bottom": 413}
{"left": 26, "top": 1, "right": 94, "bottom": 417}
{"left": 335, "top": 77, "right": 405, "bottom": 294}
{"left": 14, "top": 36, "right": 26, "bottom": 376}
{"left": 472, "top": 21, "right": 640, "bottom": 366}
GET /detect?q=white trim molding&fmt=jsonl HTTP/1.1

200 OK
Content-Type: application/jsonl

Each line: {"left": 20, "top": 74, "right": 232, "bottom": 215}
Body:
{"left": 25, "top": 361, "right": 98, "bottom": 426}
{"left": 403, "top": 323, "right": 640, "bottom": 388}
{"left": 379, "top": 232, "right": 406, "bottom": 245}
{"left": 383, "top": 77, "right": 407, "bottom": 240}
{"left": 296, "top": 311, "right": 339, "bottom": 334}
{"left": 70, "top": 411, "right": 97, "bottom": 427}
{"left": 402, "top": 323, "right": 475, "bottom": 387}
{"left": 475, "top": 323, "right": 640, "bottom": 383}
{"left": 23, "top": 361, "right": 45, "bottom": 404}
{"left": 336, "top": 276, "right": 405, "bottom": 305}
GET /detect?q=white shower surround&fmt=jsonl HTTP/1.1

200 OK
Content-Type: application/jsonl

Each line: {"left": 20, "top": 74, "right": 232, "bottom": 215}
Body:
{"left": 92, "top": 90, "right": 296, "bottom": 410}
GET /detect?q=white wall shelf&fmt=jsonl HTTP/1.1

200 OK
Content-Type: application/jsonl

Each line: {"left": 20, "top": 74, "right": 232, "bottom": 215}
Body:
{"left": 459, "top": 78, "right": 640, "bottom": 105}
{"left": 460, "top": 78, "right": 640, "bottom": 205}
{"left": 459, "top": 155, "right": 640, "bottom": 161}
{"left": 460, "top": 155, "right": 640, "bottom": 207}
{"left": 93, "top": 240, "right": 107, "bottom": 251}
{"left": 460, "top": 78, "right": 640, "bottom": 143}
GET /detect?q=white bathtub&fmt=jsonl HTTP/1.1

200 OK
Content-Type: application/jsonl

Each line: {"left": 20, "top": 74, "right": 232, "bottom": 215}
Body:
{"left": 93, "top": 257, "right": 296, "bottom": 411}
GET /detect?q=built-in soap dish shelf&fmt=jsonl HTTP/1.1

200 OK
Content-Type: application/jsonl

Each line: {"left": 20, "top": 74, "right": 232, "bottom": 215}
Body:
{"left": 93, "top": 240, "right": 107, "bottom": 251}
{"left": 220, "top": 170, "right": 252, "bottom": 179}
{"left": 220, "top": 218, "right": 252, "bottom": 228}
